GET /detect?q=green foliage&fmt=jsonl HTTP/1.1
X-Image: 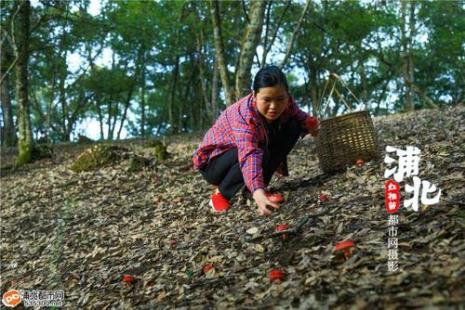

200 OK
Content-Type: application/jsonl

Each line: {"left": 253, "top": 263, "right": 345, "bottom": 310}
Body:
{"left": 2, "top": 0, "right": 464, "bottom": 146}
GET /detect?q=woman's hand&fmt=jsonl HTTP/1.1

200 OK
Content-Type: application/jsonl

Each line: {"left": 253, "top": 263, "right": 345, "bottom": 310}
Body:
{"left": 253, "top": 189, "right": 280, "bottom": 216}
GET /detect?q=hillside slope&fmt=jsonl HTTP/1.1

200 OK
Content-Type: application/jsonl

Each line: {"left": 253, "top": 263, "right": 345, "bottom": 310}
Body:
{"left": 1, "top": 105, "right": 464, "bottom": 308}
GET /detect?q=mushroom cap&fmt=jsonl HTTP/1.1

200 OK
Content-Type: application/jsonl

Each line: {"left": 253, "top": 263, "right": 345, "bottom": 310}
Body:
{"left": 306, "top": 116, "right": 319, "bottom": 129}
{"left": 269, "top": 269, "right": 285, "bottom": 282}
{"left": 122, "top": 274, "right": 135, "bottom": 283}
{"left": 267, "top": 193, "right": 284, "bottom": 203}
{"left": 276, "top": 224, "right": 290, "bottom": 240}
{"left": 203, "top": 263, "right": 214, "bottom": 273}
{"left": 334, "top": 240, "right": 355, "bottom": 252}
{"left": 275, "top": 224, "right": 289, "bottom": 232}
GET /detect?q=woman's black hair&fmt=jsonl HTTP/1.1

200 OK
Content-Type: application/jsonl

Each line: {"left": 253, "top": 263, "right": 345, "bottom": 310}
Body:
{"left": 252, "top": 65, "right": 289, "bottom": 94}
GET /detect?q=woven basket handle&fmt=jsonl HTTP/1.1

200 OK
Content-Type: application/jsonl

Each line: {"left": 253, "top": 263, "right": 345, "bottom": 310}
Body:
{"left": 316, "top": 73, "right": 361, "bottom": 119}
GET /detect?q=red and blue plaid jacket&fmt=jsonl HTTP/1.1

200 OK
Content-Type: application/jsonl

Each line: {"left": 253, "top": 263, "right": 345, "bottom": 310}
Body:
{"left": 193, "top": 93, "right": 310, "bottom": 194}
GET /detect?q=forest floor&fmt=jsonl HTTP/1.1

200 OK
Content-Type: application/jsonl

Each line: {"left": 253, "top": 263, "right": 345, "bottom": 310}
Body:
{"left": 1, "top": 105, "right": 465, "bottom": 309}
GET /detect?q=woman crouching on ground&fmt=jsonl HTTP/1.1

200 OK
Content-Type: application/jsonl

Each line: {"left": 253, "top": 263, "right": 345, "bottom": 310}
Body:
{"left": 193, "top": 65, "right": 319, "bottom": 216}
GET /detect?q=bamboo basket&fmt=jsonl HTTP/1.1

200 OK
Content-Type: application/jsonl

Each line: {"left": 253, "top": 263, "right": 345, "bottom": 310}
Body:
{"left": 315, "top": 74, "right": 380, "bottom": 173}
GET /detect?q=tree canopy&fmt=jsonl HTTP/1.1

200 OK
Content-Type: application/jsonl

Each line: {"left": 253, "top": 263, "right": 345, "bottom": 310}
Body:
{"left": 1, "top": 0, "right": 464, "bottom": 150}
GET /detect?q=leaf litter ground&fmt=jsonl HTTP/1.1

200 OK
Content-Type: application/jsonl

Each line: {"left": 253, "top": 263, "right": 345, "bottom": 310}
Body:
{"left": 1, "top": 105, "right": 464, "bottom": 308}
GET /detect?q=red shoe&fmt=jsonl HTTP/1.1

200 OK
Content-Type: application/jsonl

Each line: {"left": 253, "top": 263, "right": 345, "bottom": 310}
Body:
{"left": 209, "top": 193, "right": 230, "bottom": 212}
{"left": 266, "top": 192, "right": 284, "bottom": 203}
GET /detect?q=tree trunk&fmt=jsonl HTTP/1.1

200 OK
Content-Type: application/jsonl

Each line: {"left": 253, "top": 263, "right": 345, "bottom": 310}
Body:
{"left": 279, "top": 0, "right": 311, "bottom": 69}
{"left": 407, "top": 1, "right": 416, "bottom": 110}
{"left": 376, "top": 78, "right": 391, "bottom": 115}
{"left": 58, "top": 67, "right": 69, "bottom": 141}
{"left": 107, "top": 97, "right": 113, "bottom": 140}
{"left": 210, "top": 0, "right": 235, "bottom": 105}
{"left": 140, "top": 61, "right": 146, "bottom": 137}
{"left": 95, "top": 96, "right": 104, "bottom": 140}
{"left": 196, "top": 29, "right": 213, "bottom": 123}
{"left": 57, "top": 5, "right": 71, "bottom": 141}
{"left": 309, "top": 62, "right": 319, "bottom": 115}
{"left": 1, "top": 73, "right": 17, "bottom": 146}
{"left": 106, "top": 52, "right": 117, "bottom": 140}
{"left": 184, "top": 58, "right": 196, "bottom": 132}
{"left": 1, "top": 32, "right": 17, "bottom": 147}
{"left": 359, "top": 61, "right": 368, "bottom": 107}
{"left": 30, "top": 92, "right": 46, "bottom": 133}
{"left": 169, "top": 55, "right": 179, "bottom": 133}
{"left": 211, "top": 56, "right": 219, "bottom": 121}
{"left": 178, "top": 90, "right": 183, "bottom": 133}
{"left": 15, "top": 0, "right": 33, "bottom": 165}
{"left": 117, "top": 83, "right": 134, "bottom": 140}
{"left": 262, "top": 1, "right": 291, "bottom": 68}
{"left": 66, "top": 92, "right": 90, "bottom": 141}
{"left": 110, "top": 100, "right": 118, "bottom": 140}
{"left": 260, "top": 1, "right": 272, "bottom": 68}
{"left": 107, "top": 92, "right": 119, "bottom": 141}
{"left": 409, "top": 82, "right": 438, "bottom": 109}
{"left": 401, "top": 0, "right": 415, "bottom": 112}
{"left": 184, "top": 57, "right": 192, "bottom": 132}
{"left": 235, "top": 0, "right": 266, "bottom": 98}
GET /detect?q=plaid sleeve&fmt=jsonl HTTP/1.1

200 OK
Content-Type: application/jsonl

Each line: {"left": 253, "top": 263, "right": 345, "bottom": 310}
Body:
{"left": 288, "top": 98, "right": 311, "bottom": 134}
{"left": 231, "top": 117, "right": 265, "bottom": 194}
{"left": 288, "top": 98, "right": 310, "bottom": 122}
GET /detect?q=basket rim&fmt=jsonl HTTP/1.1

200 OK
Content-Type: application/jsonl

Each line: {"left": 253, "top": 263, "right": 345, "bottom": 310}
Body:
{"left": 320, "top": 110, "right": 371, "bottom": 122}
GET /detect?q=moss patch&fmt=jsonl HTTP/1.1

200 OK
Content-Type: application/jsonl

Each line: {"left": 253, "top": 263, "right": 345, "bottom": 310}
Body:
{"left": 143, "top": 139, "right": 169, "bottom": 161}
{"left": 70, "top": 144, "right": 127, "bottom": 172}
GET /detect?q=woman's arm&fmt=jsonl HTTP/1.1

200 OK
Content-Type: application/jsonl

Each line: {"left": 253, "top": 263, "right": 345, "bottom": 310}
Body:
{"left": 287, "top": 97, "right": 319, "bottom": 136}
{"left": 231, "top": 116, "right": 265, "bottom": 194}
{"left": 287, "top": 97, "right": 310, "bottom": 123}
{"left": 231, "top": 116, "right": 280, "bottom": 215}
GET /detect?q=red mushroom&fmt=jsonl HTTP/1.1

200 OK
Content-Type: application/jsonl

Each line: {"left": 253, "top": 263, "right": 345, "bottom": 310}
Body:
{"left": 356, "top": 159, "right": 365, "bottom": 167}
{"left": 319, "top": 193, "right": 329, "bottom": 202}
{"left": 305, "top": 117, "right": 319, "bottom": 130}
{"left": 203, "top": 263, "right": 214, "bottom": 274}
{"left": 275, "top": 224, "right": 289, "bottom": 240}
{"left": 266, "top": 192, "right": 284, "bottom": 203}
{"left": 269, "top": 269, "right": 285, "bottom": 283}
{"left": 122, "top": 274, "right": 135, "bottom": 283}
{"left": 334, "top": 240, "right": 355, "bottom": 260}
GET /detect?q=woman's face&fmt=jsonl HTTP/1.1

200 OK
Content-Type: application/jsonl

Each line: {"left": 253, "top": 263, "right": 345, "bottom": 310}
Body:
{"left": 253, "top": 84, "right": 289, "bottom": 123}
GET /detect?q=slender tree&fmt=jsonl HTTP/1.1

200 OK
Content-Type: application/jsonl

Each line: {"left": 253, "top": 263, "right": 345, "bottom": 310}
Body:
{"left": 0, "top": 44, "right": 17, "bottom": 146}
{"left": 210, "top": 0, "right": 235, "bottom": 105}
{"left": 14, "top": 0, "right": 33, "bottom": 165}
{"left": 235, "top": 0, "right": 266, "bottom": 98}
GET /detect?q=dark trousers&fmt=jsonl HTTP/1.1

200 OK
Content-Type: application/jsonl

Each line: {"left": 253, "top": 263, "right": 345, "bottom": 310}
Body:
{"left": 199, "top": 118, "right": 302, "bottom": 200}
